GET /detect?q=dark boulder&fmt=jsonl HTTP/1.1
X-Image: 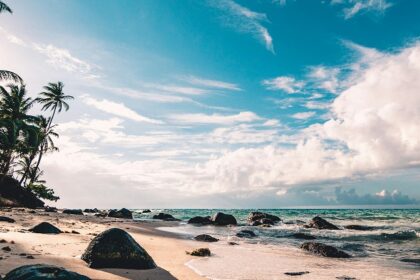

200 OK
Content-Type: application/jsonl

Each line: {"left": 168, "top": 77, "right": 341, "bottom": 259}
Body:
{"left": 187, "top": 248, "right": 211, "bottom": 257}
{"left": 152, "top": 213, "right": 179, "bottom": 221}
{"left": 142, "top": 209, "right": 151, "bottom": 213}
{"left": 0, "top": 176, "right": 44, "bottom": 208}
{"left": 62, "top": 209, "right": 83, "bottom": 215}
{"left": 291, "top": 233, "right": 316, "bottom": 240}
{"left": 0, "top": 216, "right": 15, "bottom": 223}
{"left": 305, "top": 216, "right": 340, "bottom": 230}
{"left": 81, "top": 228, "right": 156, "bottom": 269}
{"left": 247, "top": 212, "right": 281, "bottom": 226}
{"left": 194, "top": 234, "right": 219, "bottom": 242}
{"left": 344, "top": 225, "right": 374, "bottom": 231}
{"left": 400, "top": 258, "right": 420, "bottom": 264}
{"left": 301, "top": 242, "right": 351, "bottom": 258}
{"left": 44, "top": 206, "right": 57, "bottom": 213}
{"left": 211, "top": 212, "right": 237, "bottom": 226}
{"left": 236, "top": 230, "right": 256, "bottom": 238}
{"left": 84, "top": 208, "right": 99, "bottom": 213}
{"left": 284, "top": 271, "right": 310, "bottom": 276}
{"left": 3, "top": 264, "right": 91, "bottom": 280}
{"left": 29, "top": 222, "right": 62, "bottom": 234}
{"left": 107, "top": 208, "right": 132, "bottom": 219}
{"left": 187, "top": 216, "right": 212, "bottom": 225}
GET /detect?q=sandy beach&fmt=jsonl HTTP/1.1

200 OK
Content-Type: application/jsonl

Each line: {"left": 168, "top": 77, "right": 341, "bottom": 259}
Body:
{"left": 0, "top": 208, "right": 418, "bottom": 280}
{"left": 0, "top": 208, "right": 204, "bottom": 280}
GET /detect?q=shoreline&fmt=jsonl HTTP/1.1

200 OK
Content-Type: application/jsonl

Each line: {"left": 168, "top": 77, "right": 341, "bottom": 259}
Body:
{"left": 0, "top": 208, "right": 418, "bottom": 280}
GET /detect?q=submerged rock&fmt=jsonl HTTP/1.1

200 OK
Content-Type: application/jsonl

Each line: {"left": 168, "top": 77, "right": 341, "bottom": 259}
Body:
{"left": 301, "top": 242, "right": 351, "bottom": 258}
{"left": 142, "top": 209, "right": 151, "bottom": 213}
{"left": 305, "top": 216, "right": 340, "bottom": 230}
{"left": 81, "top": 228, "right": 156, "bottom": 269}
{"left": 291, "top": 233, "right": 316, "bottom": 240}
{"left": 3, "top": 264, "right": 91, "bottom": 280}
{"left": 107, "top": 208, "right": 132, "bottom": 219}
{"left": 400, "top": 258, "right": 420, "bottom": 264}
{"left": 188, "top": 216, "right": 212, "bottom": 225}
{"left": 211, "top": 212, "right": 237, "bottom": 226}
{"left": 83, "top": 208, "right": 99, "bottom": 213}
{"left": 0, "top": 216, "right": 15, "bottom": 223}
{"left": 236, "top": 230, "right": 256, "bottom": 238}
{"left": 152, "top": 213, "right": 179, "bottom": 221}
{"left": 247, "top": 212, "right": 281, "bottom": 226}
{"left": 62, "top": 209, "right": 83, "bottom": 215}
{"left": 29, "top": 222, "right": 62, "bottom": 234}
{"left": 187, "top": 248, "right": 211, "bottom": 257}
{"left": 194, "top": 234, "right": 219, "bottom": 242}
{"left": 344, "top": 225, "right": 374, "bottom": 231}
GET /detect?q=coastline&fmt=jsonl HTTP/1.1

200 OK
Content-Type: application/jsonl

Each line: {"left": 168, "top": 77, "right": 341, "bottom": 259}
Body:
{"left": 0, "top": 208, "right": 418, "bottom": 280}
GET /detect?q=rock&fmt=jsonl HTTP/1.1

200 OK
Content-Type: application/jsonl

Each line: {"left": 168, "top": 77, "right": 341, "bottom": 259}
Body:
{"left": 301, "top": 242, "right": 351, "bottom": 258}
{"left": 81, "top": 228, "right": 156, "bottom": 269}
{"left": 284, "top": 271, "right": 310, "bottom": 276}
{"left": 3, "top": 264, "right": 91, "bottom": 280}
{"left": 152, "top": 213, "right": 179, "bottom": 221}
{"left": 290, "top": 233, "right": 316, "bottom": 240}
{"left": 247, "top": 212, "right": 281, "bottom": 226}
{"left": 0, "top": 176, "right": 44, "bottom": 208}
{"left": 2, "top": 246, "right": 11, "bottom": 251}
{"left": 236, "top": 230, "right": 256, "bottom": 238}
{"left": 94, "top": 212, "right": 107, "bottom": 218}
{"left": 142, "top": 209, "right": 151, "bottom": 213}
{"left": 211, "top": 212, "right": 237, "bottom": 226}
{"left": 44, "top": 206, "right": 57, "bottom": 213}
{"left": 26, "top": 255, "right": 35, "bottom": 259}
{"left": 284, "top": 220, "right": 306, "bottom": 225}
{"left": 187, "top": 248, "right": 211, "bottom": 257}
{"left": 0, "top": 216, "right": 15, "bottom": 223}
{"left": 336, "top": 277, "right": 357, "bottom": 280}
{"left": 29, "top": 222, "right": 62, "bottom": 234}
{"left": 84, "top": 208, "right": 99, "bottom": 213}
{"left": 305, "top": 216, "right": 340, "bottom": 230}
{"left": 0, "top": 239, "right": 7, "bottom": 243}
{"left": 71, "top": 230, "right": 80, "bottom": 234}
{"left": 344, "top": 225, "right": 374, "bottom": 231}
{"left": 400, "top": 258, "right": 420, "bottom": 264}
{"left": 187, "top": 216, "right": 212, "bottom": 225}
{"left": 62, "top": 209, "right": 83, "bottom": 215}
{"left": 107, "top": 208, "right": 133, "bottom": 219}
{"left": 228, "top": 241, "right": 238, "bottom": 245}
{"left": 194, "top": 234, "right": 219, "bottom": 242}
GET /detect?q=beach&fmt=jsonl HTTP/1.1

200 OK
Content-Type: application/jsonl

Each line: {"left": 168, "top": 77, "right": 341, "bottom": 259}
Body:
{"left": 0, "top": 208, "right": 418, "bottom": 280}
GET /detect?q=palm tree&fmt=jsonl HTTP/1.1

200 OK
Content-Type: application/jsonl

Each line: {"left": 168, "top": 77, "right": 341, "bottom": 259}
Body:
{"left": 0, "top": 1, "right": 12, "bottom": 14}
{"left": 35, "top": 82, "right": 74, "bottom": 128}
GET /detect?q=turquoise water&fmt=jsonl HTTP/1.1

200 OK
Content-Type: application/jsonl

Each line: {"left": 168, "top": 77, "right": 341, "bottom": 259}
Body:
{"left": 134, "top": 209, "right": 420, "bottom": 268}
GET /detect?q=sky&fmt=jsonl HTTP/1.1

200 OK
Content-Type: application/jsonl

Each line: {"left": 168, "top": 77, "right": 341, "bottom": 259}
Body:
{"left": 1, "top": 0, "right": 419, "bottom": 208}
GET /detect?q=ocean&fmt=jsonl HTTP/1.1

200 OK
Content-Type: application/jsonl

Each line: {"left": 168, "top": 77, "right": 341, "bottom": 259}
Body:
{"left": 133, "top": 209, "right": 419, "bottom": 279}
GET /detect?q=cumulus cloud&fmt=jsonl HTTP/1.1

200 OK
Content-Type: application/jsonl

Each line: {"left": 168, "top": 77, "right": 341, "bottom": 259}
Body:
{"left": 82, "top": 96, "right": 163, "bottom": 124}
{"left": 209, "top": 0, "right": 274, "bottom": 52}
{"left": 335, "top": 187, "right": 417, "bottom": 205}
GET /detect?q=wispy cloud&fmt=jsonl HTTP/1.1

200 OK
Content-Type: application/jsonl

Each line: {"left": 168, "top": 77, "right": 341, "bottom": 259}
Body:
{"left": 183, "top": 76, "right": 241, "bottom": 91}
{"left": 291, "top": 111, "right": 316, "bottom": 120}
{"left": 170, "top": 111, "right": 262, "bottom": 124}
{"left": 209, "top": 0, "right": 274, "bottom": 52}
{"left": 82, "top": 95, "right": 163, "bottom": 124}
{"left": 262, "top": 76, "right": 304, "bottom": 93}
{"left": 331, "top": 0, "right": 393, "bottom": 19}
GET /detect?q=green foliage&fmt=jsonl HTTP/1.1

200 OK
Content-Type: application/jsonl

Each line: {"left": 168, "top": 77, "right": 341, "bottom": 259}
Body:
{"left": 26, "top": 183, "right": 60, "bottom": 202}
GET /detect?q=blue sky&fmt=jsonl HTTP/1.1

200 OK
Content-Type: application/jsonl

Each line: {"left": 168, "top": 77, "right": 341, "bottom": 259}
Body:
{"left": 1, "top": 0, "right": 419, "bottom": 208}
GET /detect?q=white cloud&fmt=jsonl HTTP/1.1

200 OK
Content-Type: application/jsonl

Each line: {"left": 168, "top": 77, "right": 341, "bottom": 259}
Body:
{"left": 291, "top": 111, "right": 316, "bottom": 120}
{"left": 263, "top": 76, "right": 304, "bottom": 93}
{"left": 183, "top": 76, "right": 241, "bottom": 91}
{"left": 332, "top": 0, "right": 393, "bottom": 19}
{"left": 82, "top": 96, "right": 163, "bottom": 124}
{"left": 308, "top": 66, "right": 341, "bottom": 93}
{"left": 170, "top": 111, "right": 262, "bottom": 125}
{"left": 209, "top": 0, "right": 274, "bottom": 52}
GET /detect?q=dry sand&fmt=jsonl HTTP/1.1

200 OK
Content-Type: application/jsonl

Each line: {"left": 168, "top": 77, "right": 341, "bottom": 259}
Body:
{"left": 0, "top": 208, "right": 205, "bottom": 280}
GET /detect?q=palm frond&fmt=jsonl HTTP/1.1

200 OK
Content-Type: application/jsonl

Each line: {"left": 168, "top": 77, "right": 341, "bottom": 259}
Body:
{"left": 0, "top": 70, "right": 22, "bottom": 83}
{"left": 0, "top": 1, "right": 12, "bottom": 14}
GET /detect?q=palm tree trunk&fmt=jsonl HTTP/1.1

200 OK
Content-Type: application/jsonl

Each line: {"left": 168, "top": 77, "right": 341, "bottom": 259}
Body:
{"left": 19, "top": 152, "right": 36, "bottom": 186}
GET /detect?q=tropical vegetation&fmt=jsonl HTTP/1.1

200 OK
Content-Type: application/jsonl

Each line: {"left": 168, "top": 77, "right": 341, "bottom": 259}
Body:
{"left": 0, "top": 1, "right": 73, "bottom": 201}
